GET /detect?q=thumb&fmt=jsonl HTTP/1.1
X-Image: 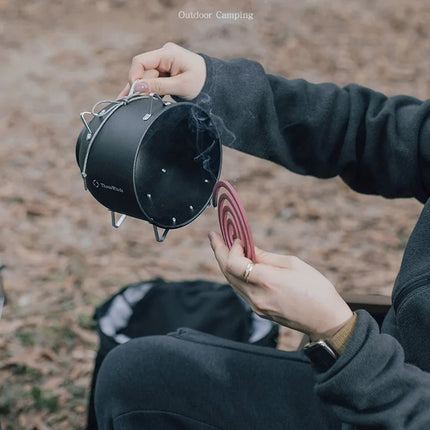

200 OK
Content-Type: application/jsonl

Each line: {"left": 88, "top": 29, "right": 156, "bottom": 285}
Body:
{"left": 134, "top": 75, "right": 187, "bottom": 98}
{"left": 254, "top": 246, "right": 294, "bottom": 268}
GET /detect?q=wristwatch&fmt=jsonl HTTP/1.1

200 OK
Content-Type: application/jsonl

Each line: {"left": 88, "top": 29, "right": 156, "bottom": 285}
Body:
{"left": 303, "top": 339, "right": 338, "bottom": 372}
{"left": 304, "top": 312, "right": 358, "bottom": 372}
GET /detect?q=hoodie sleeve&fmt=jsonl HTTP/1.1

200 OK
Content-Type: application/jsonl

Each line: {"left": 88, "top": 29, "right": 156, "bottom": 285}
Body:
{"left": 193, "top": 55, "right": 430, "bottom": 202}
{"left": 314, "top": 310, "right": 430, "bottom": 429}
{"left": 392, "top": 199, "right": 430, "bottom": 372}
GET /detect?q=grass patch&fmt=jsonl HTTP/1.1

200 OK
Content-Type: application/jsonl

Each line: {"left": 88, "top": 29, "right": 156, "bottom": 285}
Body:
{"left": 30, "top": 387, "right": 59, "bottom": 413}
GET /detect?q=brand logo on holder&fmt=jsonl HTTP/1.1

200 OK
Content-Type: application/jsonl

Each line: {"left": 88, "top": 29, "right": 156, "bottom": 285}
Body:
{"left": 92, "top": 179, "right": 123, "bottom": 193}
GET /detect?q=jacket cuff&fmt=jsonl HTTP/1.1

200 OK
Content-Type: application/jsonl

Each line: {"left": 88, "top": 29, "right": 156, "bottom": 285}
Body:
{"left": 328, "top": 312, "right": 358, "bottom": 355}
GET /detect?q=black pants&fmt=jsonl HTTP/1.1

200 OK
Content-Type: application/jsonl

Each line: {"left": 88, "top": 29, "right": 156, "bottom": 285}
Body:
{"left": 94, "top": 328, "right": 341, "bottom": 429}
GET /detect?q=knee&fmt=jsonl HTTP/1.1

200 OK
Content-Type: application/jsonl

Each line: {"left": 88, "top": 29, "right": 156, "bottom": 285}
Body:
{"left": 94, "top": 335, "right": 185, "bottom": 423}
{"left": 96, "top": 335, "right": 178, "bottom": 392}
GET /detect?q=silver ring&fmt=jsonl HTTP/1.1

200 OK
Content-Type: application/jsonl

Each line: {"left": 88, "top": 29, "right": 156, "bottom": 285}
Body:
{"left": 242, "top": 262, "right": 255, "bottom": 283}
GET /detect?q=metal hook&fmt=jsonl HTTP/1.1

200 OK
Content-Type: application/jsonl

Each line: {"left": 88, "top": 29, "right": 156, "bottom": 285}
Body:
{"left": 153, "top": 225, "right": 169, "bottom": 242}
{"left": 80, "top": 111, "right": 93, "bottom": 139}
{"left": 143, "top": 93, "right": 171, "bottom": 121}
{"left": 111, "top": 211, "right": 127, "bottom": 228}
{"left": 143, "top": 93, "right": 155, "bottom": 121}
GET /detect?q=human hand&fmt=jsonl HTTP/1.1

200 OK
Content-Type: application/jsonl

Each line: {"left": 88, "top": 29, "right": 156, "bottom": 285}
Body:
{"left": 117, "top": 42, "right": 207, "bottom": 100}
{"left": 208, "top": 232, "right": 353, "bottom": 340}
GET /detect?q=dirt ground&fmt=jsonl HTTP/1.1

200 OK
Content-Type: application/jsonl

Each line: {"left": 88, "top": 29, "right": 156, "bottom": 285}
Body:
{"left": 0, "top": 0, "right": 429, "bottom": 428}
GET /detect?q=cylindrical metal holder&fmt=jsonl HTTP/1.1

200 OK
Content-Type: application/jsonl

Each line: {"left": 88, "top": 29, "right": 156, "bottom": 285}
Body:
{"left": 76, "top": 90, "right": 222, "bottom": 242}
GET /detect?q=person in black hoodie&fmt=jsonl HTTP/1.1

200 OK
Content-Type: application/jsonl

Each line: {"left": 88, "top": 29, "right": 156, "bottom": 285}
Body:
{"left": 95, "top": 43, "right": 430, "bottom": 429}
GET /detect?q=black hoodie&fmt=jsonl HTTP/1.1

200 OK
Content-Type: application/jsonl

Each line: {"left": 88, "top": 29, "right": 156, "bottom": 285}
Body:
{"left": 191, "top": 54, "right": 430, "bottom": 429}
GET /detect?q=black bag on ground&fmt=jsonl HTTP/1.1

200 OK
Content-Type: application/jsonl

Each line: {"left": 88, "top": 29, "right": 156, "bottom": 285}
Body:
{"left": 86, "top": 278, "right": 278, "bottom": 430}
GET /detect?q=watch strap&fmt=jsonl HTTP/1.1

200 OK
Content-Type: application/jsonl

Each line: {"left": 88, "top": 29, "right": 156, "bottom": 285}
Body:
{"left": 304, "top": 312, "right": 358, "bottom": 372}
{"left": 304, "top": 340, "right": 338, "bottom": 372}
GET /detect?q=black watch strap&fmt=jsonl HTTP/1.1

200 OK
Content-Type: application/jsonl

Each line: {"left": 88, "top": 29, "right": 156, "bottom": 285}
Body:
{"left": 304, "top": 340, "right": 338, "bottom": 372}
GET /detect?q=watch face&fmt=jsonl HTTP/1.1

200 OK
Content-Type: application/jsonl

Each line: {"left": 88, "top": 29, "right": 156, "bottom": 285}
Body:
{"left": 304, "top": 341, "right": 337, "bottom": 372}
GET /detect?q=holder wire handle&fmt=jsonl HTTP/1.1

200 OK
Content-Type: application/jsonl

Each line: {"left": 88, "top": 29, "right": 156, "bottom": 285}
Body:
{"left": 79, "top": 81, "right": 142, "bottom": 140}
{"left": 92, "top": 100, "right": 120, "bottom": 118}
{"left": 128, "top": 80, "right": 140, "bottom": 97}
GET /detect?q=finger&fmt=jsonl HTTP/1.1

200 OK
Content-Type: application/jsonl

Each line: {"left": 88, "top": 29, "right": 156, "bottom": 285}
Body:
{"left": 209, "top": 234, "right": 253, "bottom": 301}
{"left": 130, "top": 70, "right": 160, "bottom": 94}
{"left": 209, "top": 233, "right": 259, "bottom": 286}
{"left": 254, "top": 246, "right": 295, "bottom": 268}
{"left": 230, "top": 238, "right": 245, "bottom": 257}
{"left": 208, "top": 231, "right": 225, "bottom": 250}
{"left": 210, "top": 234, "right": 246, "bottom": 269}
{"left": 225, "top": 240, "right": 257, "bottom": 282}
{"left": 210, "top": 235, "right": 291, "bottom": 285}
{"left": 208, "top": 231, "right": 230, "bottom": 269}
{"left": 129, "top": 47, "right": 172, "bottom": 82}
{"left": 132, "top": 74, "right": 188, "bottom": 97}
{"left": 226, "top": 247, "right": 290, "bottom": 286}
{"left": 117, "top": 69, "right": 161, "bottom": 99}
{"left": 141, "top": 69, "right": 160, "bottom": 79}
